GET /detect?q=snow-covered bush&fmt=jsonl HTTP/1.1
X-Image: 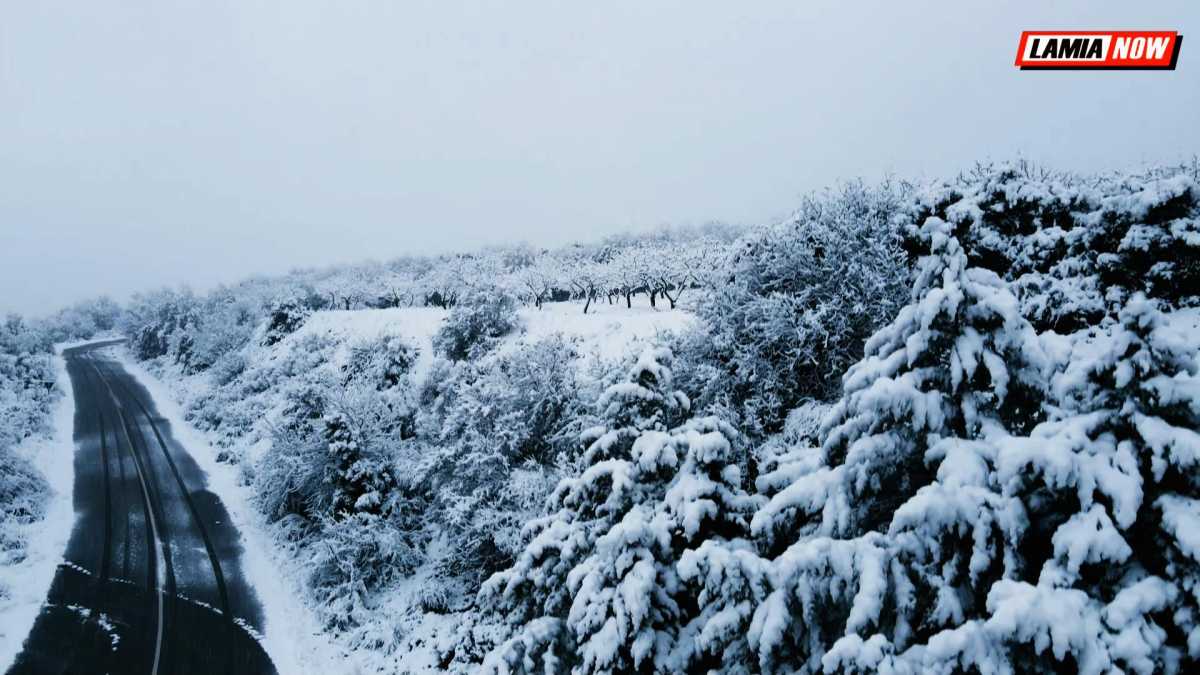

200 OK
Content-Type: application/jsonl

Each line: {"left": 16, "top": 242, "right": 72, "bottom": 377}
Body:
{"left": 262, "top": 297, "right": 312, "bottom": 346}
{"left": 0, "top": 447, "right": 47, "bottom": 570}
{"left": 324, "top": 412, "right": 399, "bottom": 517}
{"left": 417, "top": 337, "right": 593, "bottom": 589}
{"left": 123, "top": 288, "right": 202, "bottom": 362}
{"left": 255, "top": 420, "right": 331, "bottom": 523}
{"left": 259, "top": 379, "right": 430, "bottom": 643}
{"left": 189, "top": 292, "right": 258, "bottom": 372}
{"left": 342, "top": 335, "right": 416, "bottom": 391}
{"left": 306, "top": 510, "right": 423, "bottom": 651}
{"left": 433, "top": 289, "right": 519, "bottom": 361}
{"left": 675, "top": 180, "right": 910, "bottom": 440}
{"left": 0, "top": 322, "right": 57, "bottom": 440}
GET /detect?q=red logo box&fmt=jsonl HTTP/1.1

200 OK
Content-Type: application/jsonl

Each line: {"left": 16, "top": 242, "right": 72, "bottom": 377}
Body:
{"left": 1015, "top": 31, "right": 1181, "bottom": 69}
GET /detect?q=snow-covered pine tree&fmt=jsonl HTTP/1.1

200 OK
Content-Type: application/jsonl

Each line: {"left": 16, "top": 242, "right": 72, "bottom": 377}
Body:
{"left": 936, "top": 293, "right": 1200, "bottom": 674}
{"left": 667, "top": 417, "right": 768, "bottom": 673}
{"left": 729, "top": 169, "right": 1200, "bottom": 674}
{"left": 478, "top": 348, "right": 760, "bottom": 674}
{"left": 741, "top": 205, "right": 1050, "bottom": 672}
{"left": 900, "top": 163, "right": 1106, "bottom": 334}
{"left": 902, "top": 163, "right": 1200, "bottom": 334}
{"left": 1087, "top": 171, "right": 1199, "bottom": 308}
{"left": 872, "top": 166, "right": 1200, "bottom": 673}
{"left": 477, "top": 348, "right": 688, "bottom": 672}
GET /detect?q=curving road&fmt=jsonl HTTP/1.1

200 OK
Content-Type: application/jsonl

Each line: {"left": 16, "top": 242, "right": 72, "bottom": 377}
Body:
{"left": 8, "top": 341, "right": 276, "bottom": 675}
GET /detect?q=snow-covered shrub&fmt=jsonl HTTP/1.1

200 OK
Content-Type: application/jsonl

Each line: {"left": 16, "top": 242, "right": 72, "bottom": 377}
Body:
{"left": 188, "top": 293, "right": 258, "bottom": 372}
{"left": 0, "top": 447, "right": 47, "bottom": 570}
{"left": 477, "top": 348, "right": 761, "bottom": 673}
{"left": 123, "top": 288, "right": 202, "bottom": 363}
{"left": 324, "top": 412, "right": 399, "bottom": 517}
{"left": 419, "top": 336, "right": 587, "bottom": 465}
{"left": 418, "top": 337, "right": 592, "bottom": 589}
{"left": 262, "top": 297, "right": 312, "bottom": 346}
{"left": 0, "top": 355, "right": 56, "bottom": 452}
{"left": 0, "top": 321, "right": 58, "bottom": 452}
{"left": 306, "top": 511, "right": 423, "bottom": 638}
{"left": 675, "top": 180, "right": 910, "bottom": 440}
{"left": 433, "top": 288, "right": 519, "bottom": 361}
{"left": 259, "top": 381, "right": 430, "bottom": 644}
{"left": 209, "top": 351, "right": 246, "bottom": 386}
{"left": 342, "top": 335, "right": 416, "bottom": 391}
{"left": 256, "top": 417, "right": 333, "bottom": 522}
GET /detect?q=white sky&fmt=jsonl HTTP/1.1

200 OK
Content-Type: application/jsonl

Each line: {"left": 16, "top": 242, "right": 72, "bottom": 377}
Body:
{"left": 2, "top": 1, "right": 1198, "bottom": 315}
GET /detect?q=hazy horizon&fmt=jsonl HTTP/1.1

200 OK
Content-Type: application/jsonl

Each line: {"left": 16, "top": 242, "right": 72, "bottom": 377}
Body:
{"left": 4, "top": 1, "right": 1199, "bottom": 316}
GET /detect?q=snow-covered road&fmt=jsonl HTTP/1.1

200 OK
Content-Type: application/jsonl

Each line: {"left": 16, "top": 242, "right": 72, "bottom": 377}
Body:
{"left": 7, "top": 342, "right": 275, "bottom": 674}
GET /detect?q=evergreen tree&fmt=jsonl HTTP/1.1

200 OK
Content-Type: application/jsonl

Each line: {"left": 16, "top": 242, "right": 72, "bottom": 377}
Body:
{"left": 743, "top": 210, "right": 1050, "bottom": 672}
{"left": 479, "top": 348, "right": 688, "bottom": 672}
{"left": 479, "top": 349, "right": 759, "bottom": 673}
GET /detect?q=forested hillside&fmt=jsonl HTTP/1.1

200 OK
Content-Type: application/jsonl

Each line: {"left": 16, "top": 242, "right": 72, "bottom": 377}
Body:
{"left": 6, "top": 162, "right": 1199, "bottom": 673}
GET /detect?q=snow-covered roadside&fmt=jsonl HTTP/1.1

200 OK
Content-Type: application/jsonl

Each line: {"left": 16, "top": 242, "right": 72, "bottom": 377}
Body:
{"left": 112, "top": 347, "right": 350, "bottom": 675}
{"left": 0, "top": 350, "right": 75, "bottom": 671}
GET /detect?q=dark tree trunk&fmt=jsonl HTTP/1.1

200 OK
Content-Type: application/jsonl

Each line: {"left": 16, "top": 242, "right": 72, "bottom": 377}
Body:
{"left": 663, "top": 285, "right": 682, "bottom": 309}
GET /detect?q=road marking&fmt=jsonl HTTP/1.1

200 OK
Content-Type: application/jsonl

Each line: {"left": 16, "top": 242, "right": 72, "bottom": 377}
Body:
{"left": 90, "top": 360, "right": 165, "bottom": 675}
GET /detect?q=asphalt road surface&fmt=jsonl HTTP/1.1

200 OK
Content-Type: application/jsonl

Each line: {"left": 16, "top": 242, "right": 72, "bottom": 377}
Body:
{"left": 8, "top": 341, "right": 276, "bottom": 675}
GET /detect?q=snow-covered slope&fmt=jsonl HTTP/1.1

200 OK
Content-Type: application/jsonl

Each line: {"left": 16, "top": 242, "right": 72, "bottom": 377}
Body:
{"left": 131, "top": 300, "right": 697, "bottom": 674}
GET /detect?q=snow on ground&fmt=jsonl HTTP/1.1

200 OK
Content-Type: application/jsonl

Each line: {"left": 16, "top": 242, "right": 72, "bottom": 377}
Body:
{"left": 296, "top": 301, "right": 695, "bottom": 383}
{"left": 0, "top": 349, "right": 76, "bottom": 671}
{"left": 507, "top": 301, "right": 695, "bottom": 362}
{"left": 112, "top": 347, "right": 351, "bottom": 675}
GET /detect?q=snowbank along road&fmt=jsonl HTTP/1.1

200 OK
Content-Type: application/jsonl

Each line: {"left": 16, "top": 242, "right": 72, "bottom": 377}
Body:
{"left": 8, "top": 341, "right": 275, "bottom": 675}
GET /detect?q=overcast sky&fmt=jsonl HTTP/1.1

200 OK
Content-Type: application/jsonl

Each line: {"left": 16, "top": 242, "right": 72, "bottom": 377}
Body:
{"left": 2, "top": 1, "right": 1198, "bottom": 316}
